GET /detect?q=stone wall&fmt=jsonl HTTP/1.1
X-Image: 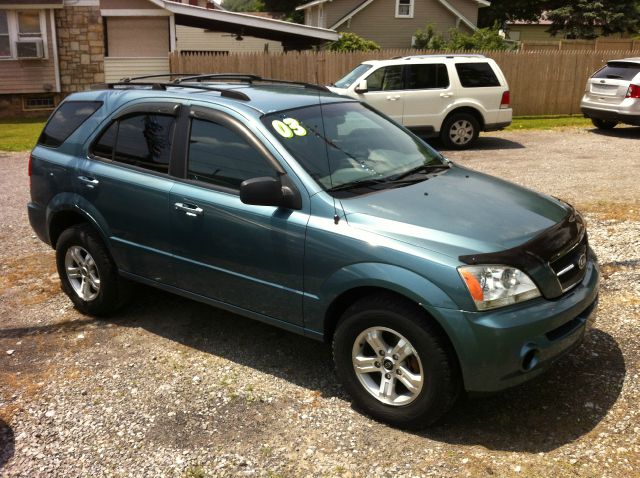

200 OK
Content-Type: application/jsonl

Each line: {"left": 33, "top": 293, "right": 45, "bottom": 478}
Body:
{"left": 55, "top": 6, "right": 105, "bottom": 93}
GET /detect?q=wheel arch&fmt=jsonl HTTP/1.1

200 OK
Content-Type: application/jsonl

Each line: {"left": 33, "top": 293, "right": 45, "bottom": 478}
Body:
{"left": 47, "top": 193, "right": 112, "bottom": 251}
{"left": 442, "top": 106, "right": 485, "bottom": 131}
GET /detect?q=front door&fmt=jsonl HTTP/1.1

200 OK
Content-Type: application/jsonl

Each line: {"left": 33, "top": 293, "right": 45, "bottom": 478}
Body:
{"left": 169, "top": 109, "right": 308, "bottom": 325}
{"left": 359, "top": 65, "right": 405, "bottom": 122}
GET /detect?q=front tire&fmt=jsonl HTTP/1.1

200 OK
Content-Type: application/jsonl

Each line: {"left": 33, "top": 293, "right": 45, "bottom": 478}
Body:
{"left": 56, "top": 224, "right": 130, "bottom": 316}
{"left": 440, "top": 113, "right": 480, "bottom": 150}
{"left": 332, "top": 295, "right": 460, "bottom": 429}
{"left": 591, "top": 118, "right": 618, "bottom": 130}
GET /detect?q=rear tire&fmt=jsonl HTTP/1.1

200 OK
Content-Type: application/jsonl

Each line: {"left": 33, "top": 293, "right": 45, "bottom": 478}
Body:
{"left": 591, "top": 118, "right": 618, "bottom": 130}
{"left": 332, "top": 295, "right": 460, "bottom": 429}
{"left": 440, "top": 113, "right": 480, "bottom": 150}
{"left": 56, "top": 224, "right": 130, "bottom": 317}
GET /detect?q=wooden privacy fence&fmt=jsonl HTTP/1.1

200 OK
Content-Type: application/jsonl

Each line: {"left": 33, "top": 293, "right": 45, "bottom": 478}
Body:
{"left": 170, "top": 49, "right": 640, "bottom": 116}
{"left": 521, "top": 38, "right": 640, "bottom": 51}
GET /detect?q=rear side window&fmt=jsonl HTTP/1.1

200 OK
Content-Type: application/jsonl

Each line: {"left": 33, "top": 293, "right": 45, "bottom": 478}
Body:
{"left": 406, "top": 64, "right": 449, "bottom": 89}
{"left": 455, "top": 63, "right": 501, "bottom": 88}
{"left": 38, "top": 101, "right": 102, "bottom": 148}
{"left": 91, "top": 114, "right": 175, "bottom": 174}
{"left": 187, "top": 119, "right": 276, "bottom": 190}
{"left": 593, "top": 62, "right": 640, "bottom": 81}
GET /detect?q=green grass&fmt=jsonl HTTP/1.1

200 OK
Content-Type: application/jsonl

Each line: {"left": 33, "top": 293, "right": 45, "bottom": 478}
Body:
{"left": 0, "top": 117, "right": 47, "bottom": 152}
{"left": 508, "top": 115, "right": 592, "bottom": 131}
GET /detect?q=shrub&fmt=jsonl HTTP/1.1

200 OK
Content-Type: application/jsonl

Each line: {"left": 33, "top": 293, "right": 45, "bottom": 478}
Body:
{"left": 329, "top": 32, "right": 381, "bottom": 52}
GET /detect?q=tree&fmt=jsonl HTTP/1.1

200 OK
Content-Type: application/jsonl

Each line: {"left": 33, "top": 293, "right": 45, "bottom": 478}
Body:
{"left": 223, "top": 0, "right": 265, "bottom": 12}
{"left": 546, "top": 0, "right": 640, "bottom": 39}
{"left": 412, "top": 24, "right": 446, "bottom": 50}
{"left": 478, "top": 0, "right": 547, "bottom": 28}
{"left": 329, "top": 33, "right": 380, "bottom": 52}
{"left": 479, "top": 0, "right": 640, "bottom": 39}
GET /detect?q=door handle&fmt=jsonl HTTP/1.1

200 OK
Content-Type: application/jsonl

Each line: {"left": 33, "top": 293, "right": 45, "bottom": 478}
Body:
{"left": 78, "top": 176, "right": 99, "bottom": 189}
{"left": 174, "top": 202, "right": 203, "bottom": 217}
{"left": 386, "top": 95, "right": 401, "bottom": 101}
{"left": 440, "top": 92, "right": 454, "bottom": 98}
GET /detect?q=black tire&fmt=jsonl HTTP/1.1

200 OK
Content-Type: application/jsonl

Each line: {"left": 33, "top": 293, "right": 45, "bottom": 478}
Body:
{"left": 332, "top": 294, "right": 460, "bottom": 429}
{"left": 440, "top": 113, "right": 480, "bottom": 150}
{"left": 591, "top": 118, "right": 618, "bottom": 130}
{"left": 55, "top": 224, "right": 130, "bottom": 316}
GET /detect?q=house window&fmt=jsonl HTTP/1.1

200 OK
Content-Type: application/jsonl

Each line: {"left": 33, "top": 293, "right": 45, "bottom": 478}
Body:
{"left": 396, "top": 0, "right": 414, "bottom": 18}
{"left": 23, "top": 95, "right": 55, "bottom": 111}
{"left": 0, "top": 11, "right": 10, "bottom": 58}
{"left": 0, "top": 10, "right": 46, "bottom": 60}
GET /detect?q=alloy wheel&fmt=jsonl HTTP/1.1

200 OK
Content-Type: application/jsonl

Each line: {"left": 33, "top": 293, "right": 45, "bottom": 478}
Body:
{"left": 351, "top": 326, "right": 424, "bottom": 406}
{"left": 64, "top": 245, "right": 101, "bottom": 301}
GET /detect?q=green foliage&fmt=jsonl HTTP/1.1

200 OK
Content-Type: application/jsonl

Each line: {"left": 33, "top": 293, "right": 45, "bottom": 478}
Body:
{"left": 329, "top": 32, "right": 380, "bottom": 52}
{"left": 446, "top": 27, "right": 511, "bottom": 51}
{"left": 479, "top": 0, "right": 640, "bottom": 40}
{"left": 412, "top": 25, "right": 511, "bottom": 51}
{"left": 412, "top": 24, "right": 446, "bottom": 50}
{"left": 546, "top": 0, "right": 640, "bottom": 39}
{"left": 222, "top": 0, "right": 265, "bottom": 12}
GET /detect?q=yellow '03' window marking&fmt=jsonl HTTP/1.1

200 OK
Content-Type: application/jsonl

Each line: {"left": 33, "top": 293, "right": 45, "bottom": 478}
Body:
{"left": 272, "top": 118, "right": 307, "bottom": 138}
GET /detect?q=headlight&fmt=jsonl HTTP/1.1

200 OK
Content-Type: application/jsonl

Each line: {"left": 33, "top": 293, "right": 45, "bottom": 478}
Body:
{"left": 458, "top": 265, "right": 541, "bottom": 311}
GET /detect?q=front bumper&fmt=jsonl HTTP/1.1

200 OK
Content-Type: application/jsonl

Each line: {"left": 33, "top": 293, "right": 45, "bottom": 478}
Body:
{"left": 425, "top": 257, "right": 599, "bottom": 393}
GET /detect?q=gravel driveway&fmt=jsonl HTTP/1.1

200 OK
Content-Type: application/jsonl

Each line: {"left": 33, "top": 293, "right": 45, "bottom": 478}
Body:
{"left": 1, "top": 126, "right": 639, "bottom": 478}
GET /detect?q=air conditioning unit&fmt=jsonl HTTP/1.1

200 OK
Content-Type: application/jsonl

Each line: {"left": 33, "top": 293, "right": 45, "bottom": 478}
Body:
{"left": 16, "top": 39, "right": 44, "bottom": 59}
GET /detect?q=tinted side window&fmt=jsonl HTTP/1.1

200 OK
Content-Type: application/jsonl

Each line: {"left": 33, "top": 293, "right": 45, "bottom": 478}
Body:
{"left": 188, "top": 119, "right": 276, "bottom": 190}
{"left": 92, "top": 122, "right": 118, "bottom": 159}
{"left": 366, "top": 66, "right": 404, "bottom": 91}
{"left": 113, "top": 114, "right": 175, "bottom": 173}
{"left": 455, "top": 63, "right": 501, "bottom": 88}
{"left": 38, "top": 101, "right": 102, "bottom": 148}
{"left": 406, "top": 64, "right": 449, "bottom": 89}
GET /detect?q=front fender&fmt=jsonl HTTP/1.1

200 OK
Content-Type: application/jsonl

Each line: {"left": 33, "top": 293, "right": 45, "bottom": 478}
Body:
{"left": 303, "top": 262, "right": 459, "bottom": 337}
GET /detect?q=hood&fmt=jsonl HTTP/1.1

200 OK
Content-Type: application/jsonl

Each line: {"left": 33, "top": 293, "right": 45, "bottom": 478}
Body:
{"left": 340, "top": 165, "right": 570, "bottom": 259}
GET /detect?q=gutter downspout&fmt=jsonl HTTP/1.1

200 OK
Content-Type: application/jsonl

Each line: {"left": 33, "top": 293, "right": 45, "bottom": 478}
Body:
{"left": 50, "top": 9, "right": 61, "bottom": 93}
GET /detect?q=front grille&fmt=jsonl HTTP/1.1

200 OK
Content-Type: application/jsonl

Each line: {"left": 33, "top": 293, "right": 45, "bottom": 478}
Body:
{"left": 550, "top": 235, "right": 588, "bottom": 293}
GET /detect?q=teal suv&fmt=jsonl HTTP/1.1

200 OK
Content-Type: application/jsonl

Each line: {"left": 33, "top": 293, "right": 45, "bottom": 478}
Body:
{"left": 28, "top": 74, "right": 599, "bottom": 429}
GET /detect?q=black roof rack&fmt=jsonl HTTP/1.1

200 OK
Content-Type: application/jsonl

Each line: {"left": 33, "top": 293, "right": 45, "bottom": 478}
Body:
{"left": 174, "top": 73, "right": 331, "bottom": 93}
{"left": 119, "top": 73, "right": 203, "bottom": 83}
{"left": 103, "top": 81, "right": 251, "bottom": 101}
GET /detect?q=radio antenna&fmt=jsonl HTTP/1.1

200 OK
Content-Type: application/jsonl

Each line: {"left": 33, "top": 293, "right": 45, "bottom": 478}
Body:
{"left": 317, "top": 90, "right": 340, "bottom": 225}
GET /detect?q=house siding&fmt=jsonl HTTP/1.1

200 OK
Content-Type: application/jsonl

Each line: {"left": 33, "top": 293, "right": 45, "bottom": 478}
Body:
{"left": 0, "top": 11, "right": 56, "bottom": 95}
{"left": 175, "top": 25, "right": 284, "bottom": 53}
{"left": 326, "top": 0, "right": 364, "bottom": 29}
{"left": 336, "top": 0, "right": 473, "bottom": 48}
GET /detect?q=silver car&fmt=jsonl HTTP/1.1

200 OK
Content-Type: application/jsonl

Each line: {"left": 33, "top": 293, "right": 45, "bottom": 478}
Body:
{"left": 581, "top": 57, "right": 640, "bottom": 130}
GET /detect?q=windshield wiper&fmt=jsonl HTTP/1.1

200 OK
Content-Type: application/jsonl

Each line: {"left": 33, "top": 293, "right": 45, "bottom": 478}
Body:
{"left": 390, "top": 162, "right": 451, "bottom": 181}
{"left": 326, "top": 174, "right": 435, "bottom": 193}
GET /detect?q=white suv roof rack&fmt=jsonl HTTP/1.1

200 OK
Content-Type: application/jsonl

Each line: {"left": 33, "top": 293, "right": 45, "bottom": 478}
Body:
{"left": 392, "top": 54, "right": 487, "bottom": 60}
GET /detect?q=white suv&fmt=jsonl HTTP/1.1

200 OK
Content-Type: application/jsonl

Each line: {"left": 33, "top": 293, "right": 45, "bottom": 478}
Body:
{"left": 328, "top": 54, "right": 512, "bottom": 149}
{"left": 581, "top": 57, "right": 640, "bottom": 130}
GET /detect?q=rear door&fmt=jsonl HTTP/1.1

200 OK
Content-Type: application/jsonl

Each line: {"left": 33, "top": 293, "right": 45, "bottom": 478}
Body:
{"left": 585, "top": 61, "right": 640, "bottom": 106}
{"left": 359, "top": 65, "right": 405, "bottom": 121}
{"left": 77, "top": 101, "right": 181, "bottom": 282}
{"left": 401, "top": 63, "right": 452, "bottom": 130}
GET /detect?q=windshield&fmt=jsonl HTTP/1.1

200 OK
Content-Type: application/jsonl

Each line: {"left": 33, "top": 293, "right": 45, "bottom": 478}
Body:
{"left": 261, "top": 102, "right": 445, "bottom": 194}
{"left": 333, "top": 64, "right": 372, "bottom": 88}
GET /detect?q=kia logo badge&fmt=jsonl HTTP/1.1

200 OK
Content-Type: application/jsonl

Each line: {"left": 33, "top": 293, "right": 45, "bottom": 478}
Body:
{"left": 578, "top": 253, "right": 587, "bottom": 270}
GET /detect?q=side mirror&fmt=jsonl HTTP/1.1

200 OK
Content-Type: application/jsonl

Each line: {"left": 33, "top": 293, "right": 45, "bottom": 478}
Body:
{"left": 240, "top": 177, "right": 284, "bottom": 207}
{"left": 354, "top": 80, "right": 368, "bottom": 94}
